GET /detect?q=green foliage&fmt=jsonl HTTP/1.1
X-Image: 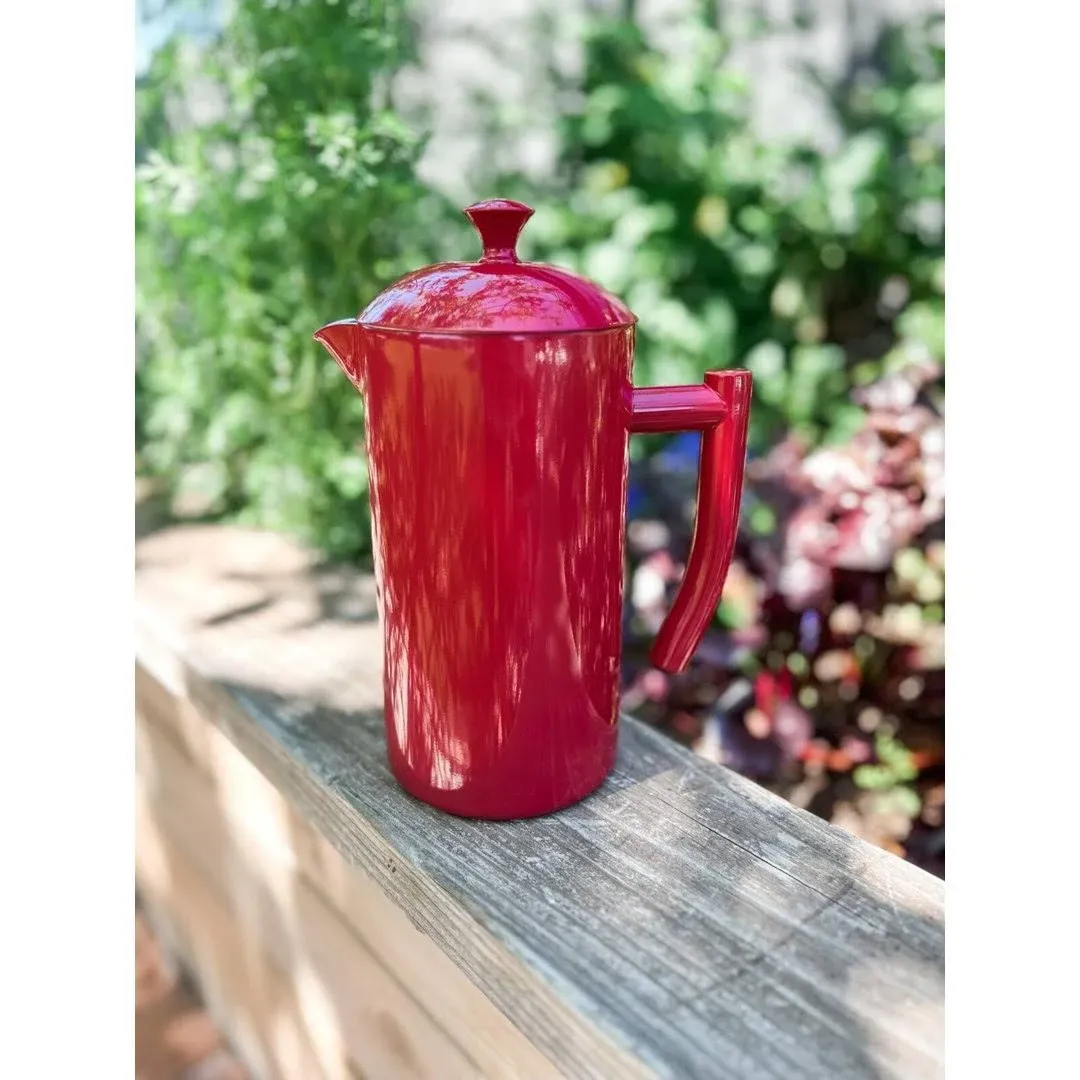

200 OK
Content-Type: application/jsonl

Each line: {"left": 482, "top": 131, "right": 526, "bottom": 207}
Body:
{"left": 853, "top": 732, "right": 923, "bottom": 825}
{"left": 509, "top": 9, "right": 944, "bottom": 452}
{"left": 135, "top": 0, "right": 456, "bottom": 559}
{"left": 854, "top": 731, "right": 920, "bottom": 791}
{"left": 136, "top": 3, "right": 944, "bottom": 562}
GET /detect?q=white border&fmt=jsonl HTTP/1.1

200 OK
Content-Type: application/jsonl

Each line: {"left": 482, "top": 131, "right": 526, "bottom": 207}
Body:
{"left": 1, "top": 0, "right": 133, "bottom": 1072}
{"left": 2, "top": 1, "right": 1077, "bottom": 1074}
{"left": 949, "top": 2, "right": 1080, "bottom": 1076}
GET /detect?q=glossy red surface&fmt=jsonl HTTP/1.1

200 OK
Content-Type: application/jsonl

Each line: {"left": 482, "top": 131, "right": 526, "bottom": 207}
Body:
{"left": 463, "top": 199, "right": 534, "bottom": 262}
{"left": 627, "top": 384, "right": 728, "bottom": 432}
{"left": 317, "top": 316, "right": 752, "bottom": 818}
{"left": 357, "top": 200, "right": 635, "bottom": 334}
{"left": 313, "top": 199, "right": 751, "bottom": 819}
{"left": 635, "top": 371, "right": 753, "bottom": 672}
{"left": 317, "top": 323, "right": 633, "bottom": 817}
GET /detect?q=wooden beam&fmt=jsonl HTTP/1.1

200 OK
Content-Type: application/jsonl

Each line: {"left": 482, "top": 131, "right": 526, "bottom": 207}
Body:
{"left": 136, "top": 799, "right": 337, "bottom": 1080}
{"left": 136, "top": 524, "right": 946, "bottom": 1080}
{"left": 136, "top": 671, "right": 564, "bottom": 1080}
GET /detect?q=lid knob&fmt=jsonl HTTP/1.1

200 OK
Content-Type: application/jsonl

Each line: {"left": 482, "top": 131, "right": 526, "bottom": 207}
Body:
{"left": 464, "top": 199, "right": 534, "bottom": 264}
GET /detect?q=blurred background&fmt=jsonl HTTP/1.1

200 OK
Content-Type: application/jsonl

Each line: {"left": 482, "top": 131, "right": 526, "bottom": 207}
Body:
{"left": 135, "top": 0, "right": 945, "bottom": 876}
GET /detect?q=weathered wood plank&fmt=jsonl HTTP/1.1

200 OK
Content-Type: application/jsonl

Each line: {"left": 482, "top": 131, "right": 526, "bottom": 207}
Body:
{"left": 136, "top": 668, "right": 565, "bottom": 1080}
{"left": 135, "top": 524, "right": 945, "bottom": 1080}
{"left": 137, "top": 716, "right": 484, "bottom": 1080}
{"left": 136, "top": 797, "right": 335, "bottom": 1080}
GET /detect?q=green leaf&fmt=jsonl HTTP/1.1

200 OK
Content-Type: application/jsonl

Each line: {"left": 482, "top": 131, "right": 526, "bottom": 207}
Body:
{"left": 327, "top": 453, "right": 369, "bottom": 499}
{"left": 823, "top": 131, "right": 888, "bottom": 233}
{"left": 823, "top": 403, "right": 867, "bottom": 445}
{"left": 896, "top": 301, "right": 946, "bottom": 360}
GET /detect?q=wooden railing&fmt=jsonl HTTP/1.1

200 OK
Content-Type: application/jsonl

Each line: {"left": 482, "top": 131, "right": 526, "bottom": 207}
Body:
{"left": 134, "top": 523, "right": 945, "bottom": 1080}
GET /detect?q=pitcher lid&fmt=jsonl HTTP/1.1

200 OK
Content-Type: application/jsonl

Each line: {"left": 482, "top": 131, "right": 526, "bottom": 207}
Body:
{"left": 357, "top": 199, "right": 637, "bottom": 334}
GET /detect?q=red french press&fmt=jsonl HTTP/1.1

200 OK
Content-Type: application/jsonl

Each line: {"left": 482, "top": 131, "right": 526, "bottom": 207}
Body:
{"left": 316, "top": 199, "right": 751, "bottom": 819}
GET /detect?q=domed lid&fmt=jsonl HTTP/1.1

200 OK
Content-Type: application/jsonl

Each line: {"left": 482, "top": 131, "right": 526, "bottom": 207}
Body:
{"left": 357, "top": 199, "right": 636, "bottom": 334}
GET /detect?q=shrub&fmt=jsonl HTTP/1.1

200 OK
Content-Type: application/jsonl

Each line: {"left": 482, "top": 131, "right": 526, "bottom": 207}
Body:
{"left": 136, "top": 0, "right": 456, "bottom": 559}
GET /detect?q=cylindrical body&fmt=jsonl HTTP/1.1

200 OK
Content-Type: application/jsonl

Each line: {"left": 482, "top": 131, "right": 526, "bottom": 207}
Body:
{"left": 358, "top": 327, "right": 634, "bottom": 818}
{"left": 316, "top": 199, "right": 752, "bottom": 820}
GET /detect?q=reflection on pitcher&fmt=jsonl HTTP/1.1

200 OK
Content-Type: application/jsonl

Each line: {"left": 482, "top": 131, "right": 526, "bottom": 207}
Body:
{"left": 315, "top": 199, "right": 751, "bottom": 819}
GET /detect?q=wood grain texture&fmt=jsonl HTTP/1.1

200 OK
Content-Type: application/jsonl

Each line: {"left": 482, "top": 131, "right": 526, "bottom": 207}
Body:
{"left": 138, "top": 719, "right": 482, "bottom": 1080}
{"left": 135, "top": 524, "right": 946, "bottom": 1080}
{"left": 136, "top": 799, "right": 335, "bottom": 1080}
{"left": 137, "top": 668, "right": 565, "bottom": 1080}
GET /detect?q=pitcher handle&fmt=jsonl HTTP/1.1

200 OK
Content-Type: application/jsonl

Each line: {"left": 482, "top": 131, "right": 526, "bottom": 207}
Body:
{"left": 628, "top": 370, "right": 753, "bottom": 673}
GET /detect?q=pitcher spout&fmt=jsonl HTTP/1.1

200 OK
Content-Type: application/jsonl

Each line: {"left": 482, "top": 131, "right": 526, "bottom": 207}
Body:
{"left": 314, "top": 317, "right": 362, "bottom": 390}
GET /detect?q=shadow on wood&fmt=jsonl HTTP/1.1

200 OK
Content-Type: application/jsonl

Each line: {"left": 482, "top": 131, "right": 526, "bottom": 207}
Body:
{"left": 135, "top": 524, "right": 944, "bottom": 1080}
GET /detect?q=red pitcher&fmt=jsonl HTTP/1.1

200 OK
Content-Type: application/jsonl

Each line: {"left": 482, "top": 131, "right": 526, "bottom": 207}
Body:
{"left": 315, "top": 200, "right": 751, "bottom": 819}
